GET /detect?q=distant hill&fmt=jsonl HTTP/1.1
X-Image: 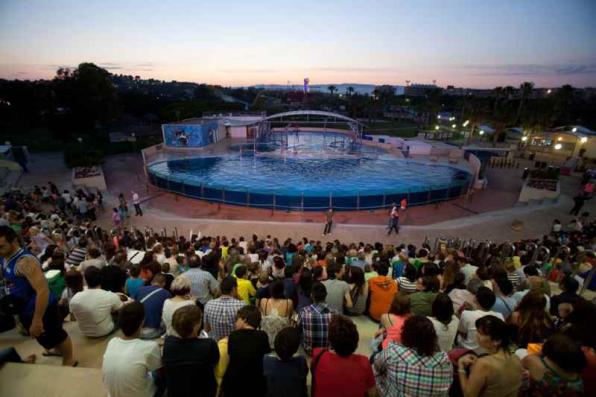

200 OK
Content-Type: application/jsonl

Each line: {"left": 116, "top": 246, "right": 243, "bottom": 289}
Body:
{"left": 249, "top": 83, "right": 405, "bottom": 95}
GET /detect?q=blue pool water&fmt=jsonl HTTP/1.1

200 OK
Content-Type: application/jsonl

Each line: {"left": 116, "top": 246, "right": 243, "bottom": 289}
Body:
{"left": 147, "top": 132, "right": 472, "bottom": 210}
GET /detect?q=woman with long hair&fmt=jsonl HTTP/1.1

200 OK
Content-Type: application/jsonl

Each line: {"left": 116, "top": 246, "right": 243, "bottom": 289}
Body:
{"left": 346, "top": 266, "right": 368, "bottom": 316}
{"left": 378, "top": 293, "right": 411, "bottom": 349}
{"left": 427, "top": 293, "right": 459, "bottom": 352}
{"left": 509, "top": 290, "right": 554, "bottom": 348}
{"left": 458, "top": 316, "right": 522, "bottom": 397}
{"left": 260, "top": 280, "right": 294, "bottom": 348}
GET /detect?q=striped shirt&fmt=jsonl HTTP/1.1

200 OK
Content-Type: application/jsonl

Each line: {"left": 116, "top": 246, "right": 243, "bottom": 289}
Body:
{"left": 397, "top": 277, "right": 417, "bottom": 294}
{"left": 374, "top": 343, "right": 452, "bottom": 397}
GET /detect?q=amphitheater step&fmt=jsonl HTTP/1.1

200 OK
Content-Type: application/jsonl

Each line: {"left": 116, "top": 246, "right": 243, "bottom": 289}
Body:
{"left": 0, "top": 362, "right": 106, "bottom": 397}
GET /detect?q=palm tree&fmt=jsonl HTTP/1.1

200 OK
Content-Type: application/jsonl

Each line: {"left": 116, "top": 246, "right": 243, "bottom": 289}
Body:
{"left": 493, "top": 86, "right": 503, "bottom": 113}
{"left": 347, "top": 86, "right": 355, "bottom": 96}
{"left": 327, "top": 85, "right": 337, "bottom": 95}
{"left": 515, "top": 81, "right": 534, "bottom": 125}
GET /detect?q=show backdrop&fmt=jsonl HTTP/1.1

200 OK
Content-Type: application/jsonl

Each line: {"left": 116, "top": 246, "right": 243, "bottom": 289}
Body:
{"left": 162, "top": 122, "right": 219, "bottom": 147}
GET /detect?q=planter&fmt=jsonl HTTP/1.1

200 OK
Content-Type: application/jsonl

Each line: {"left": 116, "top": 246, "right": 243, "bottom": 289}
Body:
{"left": 72, "top": 166, "right": 107, "bottom": 191}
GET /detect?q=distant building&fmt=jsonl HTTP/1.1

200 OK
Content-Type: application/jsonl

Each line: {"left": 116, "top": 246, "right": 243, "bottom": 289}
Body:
{"left": 404, "top": 84, "right": 441, "bottom": 97}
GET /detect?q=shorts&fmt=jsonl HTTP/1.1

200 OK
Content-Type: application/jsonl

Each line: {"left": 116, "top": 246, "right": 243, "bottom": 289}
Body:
{"left": 19, "top": 304, "right": 68, "bottom": 350}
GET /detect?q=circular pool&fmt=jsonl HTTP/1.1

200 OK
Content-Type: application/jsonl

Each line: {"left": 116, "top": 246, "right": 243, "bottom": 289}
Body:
{"left": 147, "top": 132, "right": 472, "bottom": 210}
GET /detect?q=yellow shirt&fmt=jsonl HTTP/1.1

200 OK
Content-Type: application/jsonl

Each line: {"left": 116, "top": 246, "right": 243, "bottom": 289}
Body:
{"left": 236, "top": 277, "right": 256, "bottom": 304}
{"left": 215, "top": 337, "right": 229, "bottom": 390}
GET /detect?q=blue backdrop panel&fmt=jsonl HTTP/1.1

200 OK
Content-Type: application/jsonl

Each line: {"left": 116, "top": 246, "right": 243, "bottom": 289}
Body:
{"left": 163, "top": 122, "right": 218, "bottom": 148}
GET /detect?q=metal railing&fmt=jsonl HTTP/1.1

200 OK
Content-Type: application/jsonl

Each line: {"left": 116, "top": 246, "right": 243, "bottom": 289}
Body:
{"left": 147, "top": 170, "right": 472, "bottom": 211}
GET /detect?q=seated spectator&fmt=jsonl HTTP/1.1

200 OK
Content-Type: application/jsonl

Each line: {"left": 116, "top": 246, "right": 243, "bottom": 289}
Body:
{"left": 204, "top": 276, "right": 245, "bottom": 341}
{"left": 183, "top": 254, "right": 219, "bottom": 306}
{"left": 263, "top": 327, "right": 308, "bottom": 397}
{"left": 125, "top": 264, "right": 144, "bottom": 297}
{"left": 397, "top": 264, "right": 418, "bottom": 294}
{"left": 458, "top": 287, "right": 504, "bottom": 351}
{"left": 78, "top": 247, "right": 105, "bottom": 273}
{"left": 378, "top": 293, "right": 411, "bottom": 350}
{"left": 100, "top": 263, "right": 127, "bottom": 293}
{"left": 346, "top": 266, "right": 368, "bottom": 315}
{"left": 260, "top": 280, "right": 294, "bottom": 348}
{"left": 368, "top": 261, "right": 398, "bottom": 321}
{"left": 134, "top": 273, "right": 171, "bottom": 339}
{"left": 446, "top": 272, "right": 475, "bottom": 315}
{"left": 427, "top": 293, "right": 459, "bottom": 352}
{"left": 296, "top": 268, "right": 313, "bottom": 311}
{"left": 222, "top": 306, "right": 271, "bottom": 397}
{"left": 69, "top": 266, "right": 123, "bottom": 337}
{"left": 521, "top": 333, "right": 586, "bottom": 396}
{"left": 460, "top": 260, "right": 478, "bottom": 286}
{"left": 102, "top": 302, "right": 162, "bottom": 397}
{"left": 457, "top": 316, "right": 522, "bottom": 397}
{"left": 410, "top": 275, "right": 440, "bottom": 316}
{"left": 58, "top": 269, "right": 84, "bottom": 318}
{"left": 66, "top": 238, "right": 87, "bottom": 267}
{"left": 374, "top": 315, "right": 452, "bottom": 397}
{"left": 509, "top": 290, "right": 553, "bottom": 348}
{"left": 322, "top": 261, "right": 353, "bottom": 314}
{"left": 550, "top": 276, "right": 584, "bottom": 316}
{"left": 491, "top": 276, "right": 516, "bottom": 319}
{"left": 162, "top": 275, "right": 197, "bottom": 337}
{"left": 234, "top": 265, "right": 256, "bottom": 304}
{"left": 312, "top": 315, "right": 377, "bottom": 397}
{"left": 162, "top": 305, "right": 219, "bottom": 397}
{"left": 299, "top": 283, "right": 335, "bottom": 355}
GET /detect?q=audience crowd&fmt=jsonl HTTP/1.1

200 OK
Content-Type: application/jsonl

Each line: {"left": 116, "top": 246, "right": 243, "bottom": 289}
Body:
{"left": 1, "top": 183, "right": 596, "bottom": 397}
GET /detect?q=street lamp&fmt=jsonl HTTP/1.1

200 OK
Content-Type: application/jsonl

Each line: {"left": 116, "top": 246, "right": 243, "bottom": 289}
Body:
{"left": 463, "top": 120, "right": 470, "bottom": 127}
{"left": 521, "top": 136, "right": 528, "bottom": 142}
{"left": 554, "top": 143, "right": 562, "bottom": 150}
{"left": 580, "top": 137, "right": 588, "bottom": 144}
{"left": 435, "top": 125, "right": 440, "bottom": 130}
{"left": 572, "top": 127, "right": 578, "bottom": 133}
{"left": 479, "top": 130, "right": 485, "bottom": 135}
{"left": 451, "top": 124, "right": 457, "bottom": 128}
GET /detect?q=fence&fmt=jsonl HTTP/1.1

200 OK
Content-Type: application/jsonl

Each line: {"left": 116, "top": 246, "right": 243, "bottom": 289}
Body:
{"left": 146, "top": 169, "right": 472, "bottom": 211}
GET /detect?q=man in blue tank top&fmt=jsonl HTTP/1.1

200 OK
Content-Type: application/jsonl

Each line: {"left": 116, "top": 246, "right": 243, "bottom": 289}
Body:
{"left": 0, "top": 226, "right": 76, "bottom": 366}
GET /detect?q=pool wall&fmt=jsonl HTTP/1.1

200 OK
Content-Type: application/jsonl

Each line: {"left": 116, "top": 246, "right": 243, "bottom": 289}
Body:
{"left": 146, "top": 168, "right": 472, "bottom": 211}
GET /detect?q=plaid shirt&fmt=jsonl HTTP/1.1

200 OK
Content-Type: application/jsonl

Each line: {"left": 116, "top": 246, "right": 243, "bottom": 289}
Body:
{"left": 204, "top": 295, "right": 245, "bottom": 341}
{"left": 298, "top": 303, "right": 335, "bottom": 356}
{"left": 374, "top": 343, "right": 452, "bottom": 397}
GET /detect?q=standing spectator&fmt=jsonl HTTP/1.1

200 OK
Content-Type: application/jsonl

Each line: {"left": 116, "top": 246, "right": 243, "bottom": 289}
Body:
{"left": 263, "top": 327, "right": 308, "bottom": 397}
{"left": 69, "top": 266, "right": 123, "bottom": 337}
{"left": 312, "top": 315, "right": 378, "bottom": 397}
{"left": 204, "top": 276, "right": 245, "bottom": 341}
{"left": 368, "top": 261, "right": 398, "bottom": 322}
{"left": 183, "top": 255, "right": 219, "bottom": 306}
{"left": 323, "top": 208, "right": 334, "bottom": 236}
{"left": 102, "top": 302, "right": 162, "bottom": 397}
{"left": 0, "top": 226, "right": 76, "bottom": 366}
{"left": 133, "top": 274, "right": 171, "bottom": 339}
{"left": 162, "top": 305, "right": 219, "bottom": 397}
{"left": 298, "top": 283, "right": 335, "bottom": 356}
{"left": 457, "top": 287, "right": 504, "bottom": 351}
{"left": 387, "top": 203, "right": 400, "bottom": 235}
{"left": 112, "top": 208, "right": 121, "bottom": 228}
{"left": 374, "top": 315, "right": 451, "bottom": 397}
{"left": 222, "top": 306, "right": 271, "bottom": 397}
{"left": 118, "top": 193, "right": 129, "bottom": 219}
{"left": 322, "top": 262, "right": 353, "bottom": 314}
{"left": 457, "top": 316, "right": 522, "bottom": 397}
{"left": 132, "top": 191, "right": 143, "bottom": 216}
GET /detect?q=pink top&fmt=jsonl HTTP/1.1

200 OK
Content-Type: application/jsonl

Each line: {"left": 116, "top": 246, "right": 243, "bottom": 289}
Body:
{"left": 382, "top": 314, "right": 409, "bottom": 349}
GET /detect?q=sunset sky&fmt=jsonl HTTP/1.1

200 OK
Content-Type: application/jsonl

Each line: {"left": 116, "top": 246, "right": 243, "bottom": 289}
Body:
{"left": 1, "top": 0, "right": 595, "bottom": 88}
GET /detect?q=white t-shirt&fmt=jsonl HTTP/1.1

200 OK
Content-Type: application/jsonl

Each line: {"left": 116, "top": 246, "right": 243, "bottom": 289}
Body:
{"left": 70, "top": 289, "right": 123, "bottom": 337}
{"left": 458, "top": 309, "right": 504, "bottom": 350}
{"left": 162, "top": 299, "right": 196, "bottom": 337}
{"left": 428, "top": 315, "right": 460, "bottom": 352}
{"left": 102, "top": 338, "right": 161, "bottom": 397}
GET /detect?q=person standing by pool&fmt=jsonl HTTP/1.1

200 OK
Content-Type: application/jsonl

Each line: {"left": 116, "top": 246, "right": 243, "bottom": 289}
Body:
{"left": 323, "top": 208, "right": 334, "bottom": 236}
{"left": 387, "top": 203, "right": 400, "bottom": 235}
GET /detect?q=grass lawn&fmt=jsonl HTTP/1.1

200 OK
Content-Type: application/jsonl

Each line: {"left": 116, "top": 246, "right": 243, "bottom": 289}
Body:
{"left": 364, "top": 120, "right": 420, "bottom": 138}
